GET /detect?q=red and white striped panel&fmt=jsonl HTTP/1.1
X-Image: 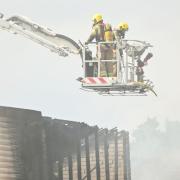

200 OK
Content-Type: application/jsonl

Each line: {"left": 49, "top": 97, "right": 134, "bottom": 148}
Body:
{"left": 82, "top": 77, "right": 116, "bottom": 85}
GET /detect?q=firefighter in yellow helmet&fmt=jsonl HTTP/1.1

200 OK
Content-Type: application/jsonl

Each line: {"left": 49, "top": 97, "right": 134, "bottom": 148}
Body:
{"left": 85, "top": 14, "right": 105, "bottom": 44}
{"left": 85, "top": 14, "right": 105, "bottom": 77}
{"left": 115, "top": 22, "right": 129, "bottom": 39}
{"left": 114, "top": 22, "right": 129, "bottom": 57}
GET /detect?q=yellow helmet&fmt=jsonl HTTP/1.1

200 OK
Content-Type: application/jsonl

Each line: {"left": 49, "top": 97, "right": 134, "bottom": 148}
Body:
{"left": 92, "top": 14, "right": 103, "bottom": 23}
{"left": 119, "top": 22, "right": 129, "bottom": 31}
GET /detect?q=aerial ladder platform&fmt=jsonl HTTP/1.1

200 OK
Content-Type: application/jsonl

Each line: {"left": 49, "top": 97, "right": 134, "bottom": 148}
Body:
{"left": 0, "top": 12, "right": 157, "bottom": 96}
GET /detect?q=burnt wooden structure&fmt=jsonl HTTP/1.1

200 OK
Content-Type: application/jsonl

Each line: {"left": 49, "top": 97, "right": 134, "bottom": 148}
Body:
{"left": 45, "top": 119, "right": 131, "bottom": 180}
{"left": 0, "top": 106, "right": 46, "bottom": 180}
{"left": 0, "top": 106, "right": 131, "bottom": 180}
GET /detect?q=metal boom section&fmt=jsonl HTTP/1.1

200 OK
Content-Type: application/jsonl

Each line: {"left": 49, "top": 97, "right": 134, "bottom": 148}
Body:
{"left": 0, "top": 13, "right": 81, "bottom": 57}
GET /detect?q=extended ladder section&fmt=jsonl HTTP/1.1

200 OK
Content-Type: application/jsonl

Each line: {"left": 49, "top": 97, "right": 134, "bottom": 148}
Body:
{"left": 0, "top": 13, "right": 81, "bottom": 57}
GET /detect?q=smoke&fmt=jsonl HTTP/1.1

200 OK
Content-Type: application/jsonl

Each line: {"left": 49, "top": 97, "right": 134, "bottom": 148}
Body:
{"left": 131, "top": 118, "right": 180, "bottom": 180}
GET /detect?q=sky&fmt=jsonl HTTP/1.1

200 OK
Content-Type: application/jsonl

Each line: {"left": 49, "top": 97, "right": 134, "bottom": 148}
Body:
{"left": 0, "top": 0, "right": 180, "bottom": 132}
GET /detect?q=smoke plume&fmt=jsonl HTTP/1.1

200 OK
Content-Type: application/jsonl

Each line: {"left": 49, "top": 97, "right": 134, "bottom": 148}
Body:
{"left": 131, "top": 118, "right": 180, "bottom": 180}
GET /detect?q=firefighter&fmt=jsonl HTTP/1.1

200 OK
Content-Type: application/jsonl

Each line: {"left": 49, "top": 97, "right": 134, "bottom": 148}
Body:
{"left": 104, "top": 23, "right": 115, "bottom": 59}
{"left": 114, "top": 22, "right": 129, "bottom": 58}
{"left": 104, "top": 23, "right": 115, "bottom": 42}
{"left": 100, "top": 23, "right": 117, "bottom": 77}
{"left": 115, "top": 22, "right": 129, "bottom": 39}
{"left": 85, "top": 14, "right": 106, "bottom": 59}
{"left": 85, "top": 14, "right": 106, "bottom": 77}
{"left": 85, "top": 13, "right": 105, "bottom": 44}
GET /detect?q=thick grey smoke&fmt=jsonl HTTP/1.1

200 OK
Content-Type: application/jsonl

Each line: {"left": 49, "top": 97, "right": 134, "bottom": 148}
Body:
{"left": 131, "top": 118, "right": 180, "bottom": 180}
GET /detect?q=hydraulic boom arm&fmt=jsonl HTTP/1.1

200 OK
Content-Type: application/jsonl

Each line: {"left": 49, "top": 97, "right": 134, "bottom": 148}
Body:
{"left": 0, "top": 13, "right": 81, "bottom": 57}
